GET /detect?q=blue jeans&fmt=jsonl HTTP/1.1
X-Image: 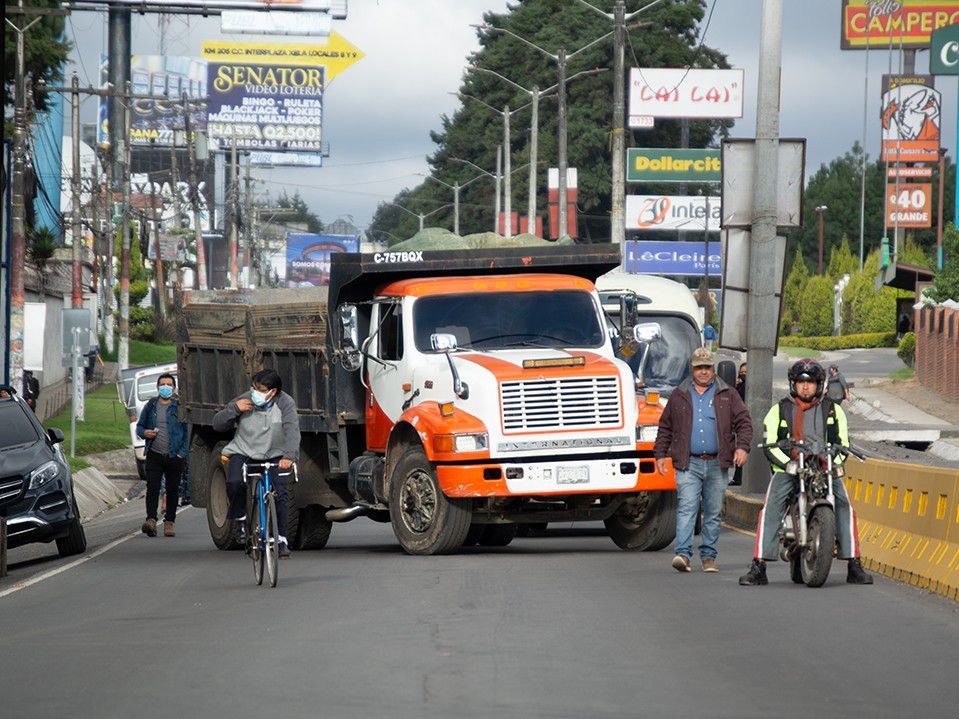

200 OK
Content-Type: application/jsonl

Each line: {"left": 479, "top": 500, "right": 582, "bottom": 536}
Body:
{"left": 674, "top": 457, "right": 728, "bottom": 560}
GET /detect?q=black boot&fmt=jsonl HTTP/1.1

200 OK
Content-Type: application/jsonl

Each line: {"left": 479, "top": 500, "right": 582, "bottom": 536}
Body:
{"left": 739, "top": 559, "right": 768, "bottom": 586}
{"left": 847, "top": 558, "right": 874, "bottom": 584}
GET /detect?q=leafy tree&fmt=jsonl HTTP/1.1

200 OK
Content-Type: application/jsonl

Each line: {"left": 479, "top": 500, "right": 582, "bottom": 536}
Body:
{"left": 780, "top": 247, "right": 809, "bottom": 334}
{"left": 369, "top": 0, "right": 730, "bottom": 241}
{"left": 899, "top": 234, "right": 931, "bottom": 268}
{"left": 799, "top": 275, "right": 835, "bottom": 337}
{"left": 929, "top": 222, "right": 959, "bottom": 302}
{"left": 27, "top": 226, "right": 57, "bottom": 296}
{"left": 277, "top": 191, "right": 325, "bottom": 234}
{"left": 827, "top": 235, "right": 856, "bottom": 281}
{"left": 114, "top": 223, "right": 145, "bottom": 283}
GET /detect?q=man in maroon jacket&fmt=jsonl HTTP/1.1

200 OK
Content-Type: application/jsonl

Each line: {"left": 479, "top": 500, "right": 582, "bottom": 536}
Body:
{"left": 654, "top": 348, "right": 753, "bottom": 573}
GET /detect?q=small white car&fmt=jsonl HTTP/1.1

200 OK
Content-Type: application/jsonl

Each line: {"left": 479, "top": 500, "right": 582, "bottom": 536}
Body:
{"left": 117, "top": 362, "right": 177, "bottom": 481}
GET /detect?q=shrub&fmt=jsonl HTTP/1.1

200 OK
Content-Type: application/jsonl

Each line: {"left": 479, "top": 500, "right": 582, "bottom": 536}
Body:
{"left": 799, "top": 275, "right": 835, "bottom": 337}
{"left": 842, "top": 250, "right": 897, "bottom": 334}
{"left": 114, "top": 279, "right": 150, "bottom": 307}
{"left": 897, "top": 332, "right": 916, "bottom": 368}
{"left": 779, "top": 332, "right": 897, "bottom": 350}
{"left": 781, "top": 247, "right": 810, "bottom": 333}
{"left": 827, "top": 236, "right": 856, "bottom": 281}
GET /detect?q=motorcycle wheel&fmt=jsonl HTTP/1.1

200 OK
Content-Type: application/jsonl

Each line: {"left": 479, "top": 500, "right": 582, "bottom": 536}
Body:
{"left": 800, "top": 507, "right": 836, "bottom": 588}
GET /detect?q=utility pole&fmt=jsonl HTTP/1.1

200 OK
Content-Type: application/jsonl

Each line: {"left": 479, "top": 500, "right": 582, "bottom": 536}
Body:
{"left": 119, "top": 81, "right": 132, "bottom": 371}
{"left": 244, "top": 157, "right": 253, "bottom": 285}
{"left": 503, "top": 104, "right": 512, "bottom": 238}
{"left": 170, "top": 145, "right": 181, "bottom": 227}
{"left": 557, "top": 46, "right": 569, "bottom": 239}
{"left": 89, "top": 168, "right": 103, "bottom": 337}
{"left": 108, "top": 7, "right": 131, "bottom": 179}
{"left": 229, "top": 136, "right": 239, "bottom": 289}
{"left": 183, "top": 93, "right": 208, "bottom": 290}
{"left": 101, "top": 146, "right": 116, "bottom": 352}
{"left": 495, "top": 145, "right": 502, "bottom": 233}
{"left": 815, "top": 205, "right": 827, "bottom": 275}
{"left": 743, "top": 0, "right": 784, "bottom": 494}
{"left": 71, "top": 73, "right": 83, "bottom": 309}
{"left": 938, "top": 148, "right": 946, "bottom": 270}
{"left": 609, "top": 0, "right": 627, "bottom": 246}
{"left": 149, "top": 172, "right": 166, "bottom": 319}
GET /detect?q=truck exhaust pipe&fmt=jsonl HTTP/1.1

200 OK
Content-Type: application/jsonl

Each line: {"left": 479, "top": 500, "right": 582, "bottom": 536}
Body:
{"left": 326, "top": 505, "right": 369, "bottom": 523}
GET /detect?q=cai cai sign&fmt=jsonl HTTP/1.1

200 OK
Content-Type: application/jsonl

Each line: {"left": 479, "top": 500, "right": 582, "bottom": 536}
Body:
{"left": 286, "top": 233, "right": 359, "bottom": 287}
{"left": 880, "top": 74, "right": 941, "bottom": 162}
{"left": 628, "top": 68, "right": 744, "bottom": 122}
{"left": 885, "top": 182, "right": 933, "bottom": 227}
{"left": 841, "top": 1, "right": 959, "bottom": 50}
{"left": 625, "top": 195, "right": 722, "bottom": 232}
{"left": 624, "top": 241, "right": 722, "bottom": 276}
{"left": 627, "top": 148, "right": 721, "bottom": 183}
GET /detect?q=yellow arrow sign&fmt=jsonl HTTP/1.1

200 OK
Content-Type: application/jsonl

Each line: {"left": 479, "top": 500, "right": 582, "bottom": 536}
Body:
{"left": 201, "top": 31, "right": 364, "bottom": 82}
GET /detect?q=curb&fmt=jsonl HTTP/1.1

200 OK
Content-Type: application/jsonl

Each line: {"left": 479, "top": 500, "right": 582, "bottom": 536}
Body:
{"left": 723, "top": 489, "right": 763, "bottom": 532}
{"left": 72, "top": 467, "right": 127, "bottom": 520}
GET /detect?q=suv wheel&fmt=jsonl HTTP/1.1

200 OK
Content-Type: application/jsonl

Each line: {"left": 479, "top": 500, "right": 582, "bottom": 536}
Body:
{"left": 56, "top": 497, "right": 88, "bottom": 557}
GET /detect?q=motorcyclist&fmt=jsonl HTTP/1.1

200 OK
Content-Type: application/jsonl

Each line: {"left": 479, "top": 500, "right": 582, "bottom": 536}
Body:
{"left": 739, "top": 359, "right": 873, "bottom": 586}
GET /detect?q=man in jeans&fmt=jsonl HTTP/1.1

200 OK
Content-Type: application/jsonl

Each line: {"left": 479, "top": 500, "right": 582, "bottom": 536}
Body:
{"left": 654, "top": 348, "right": 752, "bottom": 573}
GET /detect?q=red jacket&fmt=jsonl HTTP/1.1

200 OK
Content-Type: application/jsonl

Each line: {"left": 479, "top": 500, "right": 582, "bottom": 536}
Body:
{"left": 653, "top": 376, "right": 753, "bottom": 471}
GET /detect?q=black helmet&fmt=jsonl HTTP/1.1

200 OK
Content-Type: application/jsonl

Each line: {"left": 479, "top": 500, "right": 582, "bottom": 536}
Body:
{"left": 788, "top": 358, "right": 825, "bottom": 397}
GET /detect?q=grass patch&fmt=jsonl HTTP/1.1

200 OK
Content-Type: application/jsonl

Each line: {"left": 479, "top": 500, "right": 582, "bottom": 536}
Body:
{"left": 45, "top": 384, "right": 132, "bottom": 458}
{"left": 100, "top": 339, "right": 176, "bottom": 366}
{"left": 67, "top": 456, "right": 92, "bottom": 473}
{"left": 777, "top": 345, "right": 822, "bottom": 359}
{"left": 888, "top": 367, "right": 915, "bottom": 382}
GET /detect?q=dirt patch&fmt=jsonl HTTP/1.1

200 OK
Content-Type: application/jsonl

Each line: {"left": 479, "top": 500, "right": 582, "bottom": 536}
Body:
{"left": 876, "top": 379, "right": 959, "bottom": 426}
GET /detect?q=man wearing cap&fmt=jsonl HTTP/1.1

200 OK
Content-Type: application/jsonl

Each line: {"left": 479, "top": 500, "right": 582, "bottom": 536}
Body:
{"left": 654, "top": 347, "right": 753, "bottom": 573}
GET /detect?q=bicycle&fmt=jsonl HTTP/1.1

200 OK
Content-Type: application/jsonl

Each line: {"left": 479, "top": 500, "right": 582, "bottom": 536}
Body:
{"left": 242, "top": 460, "right": 297, "bottom": 588}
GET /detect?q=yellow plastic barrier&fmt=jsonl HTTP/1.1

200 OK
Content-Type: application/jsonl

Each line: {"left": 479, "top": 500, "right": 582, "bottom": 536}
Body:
{"left": 845, "top": 458, "right": 959, "bottom": 601}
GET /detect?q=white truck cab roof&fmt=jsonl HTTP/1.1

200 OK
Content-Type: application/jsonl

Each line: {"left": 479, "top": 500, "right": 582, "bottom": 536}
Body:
{"left": 595, "top": 270, "right": 703, "bottom": 329}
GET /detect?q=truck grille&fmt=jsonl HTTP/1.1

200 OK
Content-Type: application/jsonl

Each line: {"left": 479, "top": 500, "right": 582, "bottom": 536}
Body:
{"left": 501, "top": 376, "right": 622, "bottom": 432}
{"left": 0, "top": 474, "right": 25, "bottom": 506}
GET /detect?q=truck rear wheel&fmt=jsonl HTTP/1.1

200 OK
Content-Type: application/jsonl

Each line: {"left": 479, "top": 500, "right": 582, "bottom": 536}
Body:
{"left": 479, "top": 524, "right": 517, "bottom": 547}
{"left": 389, "top": 445, "right": 471, "bottom": 555}
{"left": 207, "top": 444, "right": 241, "bottom": 550}
{"left": 295, "top": 505, "right": 333, "bottom": 550}
{"left": 605, "top": 490, "right": 678, "bottom": 551}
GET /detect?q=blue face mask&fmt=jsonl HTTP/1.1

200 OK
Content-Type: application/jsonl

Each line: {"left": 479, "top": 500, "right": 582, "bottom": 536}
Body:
{"left": 251, "top": 389, "right": 272, "bottom": 407}
{"left": 158, "top": 385, "right": 174, "bottom": 399}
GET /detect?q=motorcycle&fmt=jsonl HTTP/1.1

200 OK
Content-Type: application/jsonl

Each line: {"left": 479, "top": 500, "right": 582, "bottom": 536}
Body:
{"left": 758, "top": 439, "right": 865, "bottom": 587}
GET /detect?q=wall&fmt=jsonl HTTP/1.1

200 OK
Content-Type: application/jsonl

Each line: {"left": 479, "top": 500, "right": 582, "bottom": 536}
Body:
{"left": 915, "top": 306, "right": 959, "bottom": 402}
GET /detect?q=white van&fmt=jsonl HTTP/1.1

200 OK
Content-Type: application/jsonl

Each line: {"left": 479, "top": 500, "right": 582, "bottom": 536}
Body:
{"left": 117, "top": 362, "right": 178, "bottom": 481}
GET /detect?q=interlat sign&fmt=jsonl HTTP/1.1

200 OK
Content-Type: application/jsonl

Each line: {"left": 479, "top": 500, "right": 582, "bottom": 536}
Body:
{"left": 625, "top": 194, "right": 722, "bottom": 232}
{"left": 628, "top": 68, "right": 744, "bottom": 122}
{"left": 885, "top": 182, "right": 933, "bottom": 227}
{"left": 841, "top": 1, "right": 959, "bottom": 50}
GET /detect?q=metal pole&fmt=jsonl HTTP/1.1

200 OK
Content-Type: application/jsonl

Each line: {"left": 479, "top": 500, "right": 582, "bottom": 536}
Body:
{"left": 503, "top": 105, "right": 512, "bottom": 239}
{"left": 938, "top": 149, "right": 946, "bottom": 271}
{"left": 743, "top": 0, "right": 783, "bottom": 494}
{"left": 71, "top": 73, "right": 83, "bottom": 309}
{"left": 419, "top": 214, "right": 424, "bottom": 232}
{"left": 183, "top": 93, "right": 207, "bottom": 290}
{"left": 229, "top": 137, "right": 239, "bottom": 288}
{"left": 858, "top": 44, "right": 870, "bottom": 270}
{"left": 119, "top": 81, "right": 132, "bottom": 371}
{"left": 90, "top": 160, "right": 103, "bottom": 338}
{"left": 244, "top": 156, "right": 253, "bottom": 285}
{"left": 495, "top": 145, "right": 502, "bottom": 233}
{"left": 528, "top": 87, "right": 539, "bottom": 236}
{"left": 149, "top": 173, "right": 166, "bottom": 318}
{"left": 610, "top": 0, "right": 626, "bottom": 245}
{"left": 103, "top": 147, "right": 116, "bottom": 352}
{"left": 557, "top": 47, "right": 569, "bottom": 239}
{"left": 817, "top": 208, "right": 825, "bottom": 275}
{"left": 170, "top": 144, "right": 181, "bottom": 227}
{"left": 453, "top": 183, "right": 460, "bottom": 236}
{"left": 108, "top": 8, "right": 131, "bottom": 180}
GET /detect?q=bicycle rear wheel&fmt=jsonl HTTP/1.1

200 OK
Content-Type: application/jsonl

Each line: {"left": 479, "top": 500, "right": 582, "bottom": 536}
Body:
{"left": 251, "top": 494, "right": 264, "bottom": 586}
{"left": 265, "top": 493, "right": 279, "bottom": 588}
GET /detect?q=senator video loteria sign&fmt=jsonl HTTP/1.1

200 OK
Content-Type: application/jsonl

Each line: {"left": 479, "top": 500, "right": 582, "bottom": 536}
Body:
{"left": 626, "top": 195, "right": 722, "bottom": 232}
{"left": 629, "top": 68, "right": 744, "bottom": 122}
{"left": 627, "top": 148, "right": 721, "bottom": 183}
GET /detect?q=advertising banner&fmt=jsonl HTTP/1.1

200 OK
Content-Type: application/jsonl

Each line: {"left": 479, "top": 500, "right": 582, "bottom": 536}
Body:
{"left": 880, "top": 75, "right": 941, "bottom": 162}
{"left": 285, "top": 233, "right": 359, "bottom": 287}
{"left": 625, "top": 194, "right": 722, "bottom": 232}
{"left": 248, "top": 150, "right": 325, "bottom": 167}
{"left": 930, "top": 22, "right": 959, "bottom": 73}
{"left": 885, "top": 182, "right": 933, "bottom": 227}
{"left": 628, "top": 68, "right": 744, "bottom": 122}
{"left": 841, "top": 1, "right": 959, "bottom": 50}
{"left": 627, "top": 148, "right": 721, "bottom": 183}
{"left": 623, "top": 240, "right": 722, "bottom": 276}
{"left": 97, "top": 54, "right": 207, "bottom": 146}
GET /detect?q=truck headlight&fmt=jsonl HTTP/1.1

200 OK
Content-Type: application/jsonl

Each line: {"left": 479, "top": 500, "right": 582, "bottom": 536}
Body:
{"left": 636, "top": 425, "right": 658, "bottom": 443}
{"left": 29, "top": 460, "right": 61, "bottom": 489}
{"left": 433, "top": 433, "right": 489, "bottom": 453}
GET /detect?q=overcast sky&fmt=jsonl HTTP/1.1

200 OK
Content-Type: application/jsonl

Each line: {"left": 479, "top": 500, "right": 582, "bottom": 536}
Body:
{"left": 60, "top": 0, "right": 958, "bottom": 230}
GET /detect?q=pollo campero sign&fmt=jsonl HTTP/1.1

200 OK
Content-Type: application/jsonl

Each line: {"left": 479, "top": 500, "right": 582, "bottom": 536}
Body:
{"left": 841, "top": 1, "right": 959, "bottom": 50}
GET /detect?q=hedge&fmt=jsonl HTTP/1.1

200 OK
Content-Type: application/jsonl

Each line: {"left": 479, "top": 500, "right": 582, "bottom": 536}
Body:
{"left": 897, "top": 332, "right": 915, "bottom": 368}
{"left": 779, "top": 332, "right": 897, "bottom": 350}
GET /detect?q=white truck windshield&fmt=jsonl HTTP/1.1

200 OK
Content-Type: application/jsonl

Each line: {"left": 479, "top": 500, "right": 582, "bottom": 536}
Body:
{"left": 414, "top": 290, "right": 605, "bottom": 351}
{"left": 621, "top": 315, "right": 701, "bottom": 388}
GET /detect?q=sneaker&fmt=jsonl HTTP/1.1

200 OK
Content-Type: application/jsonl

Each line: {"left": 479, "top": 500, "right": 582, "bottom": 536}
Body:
{"left": 232, "top": 519, "right": 247, "bottom": 545}
{"left": 671, "top": 554, "right": 691, "bottom": 573}
{"left": 163, "top": 520, "right": 175, "bottom": 537}
{"left": 846, "top": 558, "right": 874, "bottom": 585}
{"left": 141, "top": 518, "right": 157, "bottom": 537}
{"left": 739, "top": 559, "right": 768, "bottom": 586}
{"left": 279, "top": 541, "right": 291, "bottom": 559}
{"left": 702, "top": 557, "right": 719, "bottom": 573}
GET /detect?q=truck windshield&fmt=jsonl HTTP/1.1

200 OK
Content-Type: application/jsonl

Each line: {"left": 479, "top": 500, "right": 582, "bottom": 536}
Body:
{"left": 413, "top": 290, "right": 604, "bottom": 351}
{"left": 620, "top": 315, "right": 701, "bottom": 389}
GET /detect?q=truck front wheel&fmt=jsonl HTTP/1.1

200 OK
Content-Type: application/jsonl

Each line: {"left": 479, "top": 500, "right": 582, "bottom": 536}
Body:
{"left": 389, "top": 446, "right": 471, "bottom": 555}
{"left": 605, "top": 490, "right": 678, "bottom": 551}
{"left": 207, "top": 444, "right": 241, "bottom": 550}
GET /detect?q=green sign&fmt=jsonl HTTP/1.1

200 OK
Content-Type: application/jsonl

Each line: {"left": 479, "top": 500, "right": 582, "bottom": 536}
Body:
{"left": 627, "top": 148, "right": 721, "bottom": 183}
{"left": 931, "top": 23, "right": 959, "bottom": 75}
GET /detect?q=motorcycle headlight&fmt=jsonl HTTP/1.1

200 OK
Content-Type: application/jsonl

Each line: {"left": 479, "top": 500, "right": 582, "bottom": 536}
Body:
{"left": 433, "top": 433, "right": 489, "bottom": 454}
{"left": 636, "top": 425, "right": 659, "bottom": 443}
{"left": 785, "top": 460, "right": 799, "bottom": 475}
{"left": 29, "top": 460, "right": 61, "bottom": 489}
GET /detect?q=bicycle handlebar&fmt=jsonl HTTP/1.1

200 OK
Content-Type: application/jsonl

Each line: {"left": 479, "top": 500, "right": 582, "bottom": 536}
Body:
{"left": 242, "top": 461, "right": 298, "bottom": 482}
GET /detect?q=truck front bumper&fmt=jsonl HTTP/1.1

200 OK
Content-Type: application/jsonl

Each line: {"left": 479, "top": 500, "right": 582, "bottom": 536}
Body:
{"left": 435, "top": 455, "right": 674, "bottom": 498}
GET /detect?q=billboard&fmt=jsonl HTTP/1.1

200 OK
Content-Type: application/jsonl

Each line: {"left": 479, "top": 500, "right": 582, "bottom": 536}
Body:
{"left": 97, "top": 54, "right": 207, "bottom": 147}
{"left": 623, "top": 240, "right": 721, "bottom": 276}
{"left": 841, "top": 1, "right": 959, "bottom": 50}
{"left": 885, "top": 182, "right": 933, "bottom": 227}
{"left": 95, "top": 0, "right": 347, "bottom": 16}
{"left": 930, "top": 22, "right": 959, "bottom": 73}
{"left": 285, "top": 233, "right": 359, "bottom": 287}
{"left": 625, "top": 195, "right": 721, "bottom": 232}
{"left": 626, "top": 148, "right": 721, "bottom": 183}
{"left": 880, "top": 75, "right": 941, "bottom": 162}
{"left": 628, "top": 68, "right": 744, "bottom": 123}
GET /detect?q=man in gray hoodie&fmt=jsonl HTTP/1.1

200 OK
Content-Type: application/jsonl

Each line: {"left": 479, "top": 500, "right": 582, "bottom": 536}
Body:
{"left": 213, "top": 369, "right": 300, "bottom": 557}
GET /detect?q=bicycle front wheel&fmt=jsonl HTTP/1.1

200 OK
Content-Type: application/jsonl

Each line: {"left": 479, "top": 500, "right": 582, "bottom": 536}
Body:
{"left": 252, "top": 496, "right": 264, "bottom": 586}
{"left": 265, "top": 493, "right": 279, "bottom": 588}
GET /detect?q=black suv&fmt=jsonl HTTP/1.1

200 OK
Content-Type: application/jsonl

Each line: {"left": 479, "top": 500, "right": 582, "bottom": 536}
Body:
{"left": 0, "top": 386, "right": 87, "bottom": 557}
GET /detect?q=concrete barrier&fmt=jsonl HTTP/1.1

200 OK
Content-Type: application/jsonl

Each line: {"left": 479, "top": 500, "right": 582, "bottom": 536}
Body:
{"left": 72, "top": 467, "right": 127, "bottom": 520}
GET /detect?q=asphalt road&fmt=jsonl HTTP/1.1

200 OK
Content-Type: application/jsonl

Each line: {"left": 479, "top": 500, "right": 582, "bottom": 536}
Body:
{"left": 3, "top": 507, "right": 958, "bottom": 719}
{"left": 772, "top": 347, "right": 906, "bottom": 383}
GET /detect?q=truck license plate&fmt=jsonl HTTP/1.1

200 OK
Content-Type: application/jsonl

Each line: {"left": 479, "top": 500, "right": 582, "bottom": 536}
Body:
{"left": 557, "top": 466, "right": 589, "bottom": 484}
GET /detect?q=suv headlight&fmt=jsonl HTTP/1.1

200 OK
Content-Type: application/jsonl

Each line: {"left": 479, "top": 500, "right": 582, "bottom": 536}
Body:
{"left": 433, "top": 433, "right": 489, "bottom": 453}
{"left": 29, "top": 460, "right": 61, "bottom": 489}
{"left": 636, "top": 425, "right": 659, "bottom": 443}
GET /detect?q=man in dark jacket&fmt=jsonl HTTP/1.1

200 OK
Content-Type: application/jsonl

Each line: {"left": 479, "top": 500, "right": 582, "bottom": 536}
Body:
{"left": 654, "top": 347, "right": 753, "bottom": 573}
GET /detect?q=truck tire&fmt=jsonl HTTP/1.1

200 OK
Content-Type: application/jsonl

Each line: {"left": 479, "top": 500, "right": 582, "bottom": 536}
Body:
{"left": 206, "top": 443, "right": 241, "bottom": 550}
{"left": 463, "top": 524, "right": 484, "bottom": 547}
{"left": 295, "top": 505, "right": 333, "bottom": 550}
{"left": 188, "top": 433, "right": 212, "bottom": 509}
{"left": 389, "top": 445, "right": 471, "bottom": 555}
{"left": 605, "top": 490, "right": 678, "bottom": 552}
{"left": 479, "top": 524, "right": 517, "bottom": 547}
{"left": 56, "top": 497, "right": 87, "bottom": 557}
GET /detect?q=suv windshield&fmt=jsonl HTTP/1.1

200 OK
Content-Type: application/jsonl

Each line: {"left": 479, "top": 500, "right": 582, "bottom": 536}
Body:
{"left": 414, "top": 290, "right": 604, "bottom": 351}
{"left": 0, "top": 401, "right": 42, "bottom": 450}
{"left": 619, "top": 315, "right": 701, "bottom": 389}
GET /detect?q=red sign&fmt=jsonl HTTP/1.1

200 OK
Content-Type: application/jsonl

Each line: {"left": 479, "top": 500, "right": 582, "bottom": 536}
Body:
{"left": 885, "top": 182, "right": 933, "bottom": 227}
{"left": 881, "top": 74, "right": 941, "bottom": 162}
{"left": 842, "top": 1, "right": 959, "bottom": 50}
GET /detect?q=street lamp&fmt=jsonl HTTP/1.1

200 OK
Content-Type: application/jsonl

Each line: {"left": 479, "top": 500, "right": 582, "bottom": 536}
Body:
{"left": 389, "top": 201, "right": 452, "bottom": 233}
{"left": 815, "top": 204, "right": 828, "bottom": 275}
{"left": 417, "top": 171, "right": 492, "bottom": 236}
{"left": 451, "top": 152, "right": 501, "bottom": 233}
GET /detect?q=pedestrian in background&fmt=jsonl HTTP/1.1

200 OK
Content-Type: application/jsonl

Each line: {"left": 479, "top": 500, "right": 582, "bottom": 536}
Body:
{"left": 654, "top": 347, "right": 753, "bottom": 573}
{"left": 22, "top": 370, "right": 39, "bottom": 412}
{"left": 897, "top": 314, "right": 911, "bottom": 341}
{"left": 826, "top": 365, "right": 849, "bottom": 405}
{"left": 735, "top": 362, "right": 747, "bottom": 401}
{"left": 136, "top": 373, "right": 188, "bottom": 537}
{"left": 702, "top": 323, "right": 717, "bottom": 351}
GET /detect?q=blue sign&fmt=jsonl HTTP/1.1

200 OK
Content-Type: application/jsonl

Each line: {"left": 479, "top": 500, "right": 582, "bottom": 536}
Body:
{"left": 624, "top": 240, "right": 722, "bottom": 276}
{"left": 285, "top": 233, "right": 359, "bottom": 288}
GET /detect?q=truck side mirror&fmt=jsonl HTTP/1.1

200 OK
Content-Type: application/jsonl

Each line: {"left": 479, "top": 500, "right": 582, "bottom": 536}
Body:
{"left": 430, "top": 333, "right": 458, "bottom": 352}
{"left": 633, "top": 322, "right": 662, "bottom": 343}
{"left": 338, "top": 304, "right": 362, "bottom": 371}
{"left": 430, "top": 334, "right": 467, "bottom": 399}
